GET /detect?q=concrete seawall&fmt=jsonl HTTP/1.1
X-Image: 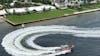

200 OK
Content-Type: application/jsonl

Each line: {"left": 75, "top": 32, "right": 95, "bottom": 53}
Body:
{"left": 73, "top": 8, "right": 100, "bottom": 14}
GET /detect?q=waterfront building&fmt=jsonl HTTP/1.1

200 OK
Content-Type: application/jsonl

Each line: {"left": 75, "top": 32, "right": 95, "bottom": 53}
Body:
{"left": 1, "top": 0, "right": 98, "bottom": 9}
{"left": 13, "top": 0, "right": 32, "bottom": 3}
{"left": 50, "top": 0, "right": 82, "bottom": 8}
{"left": 50, "top": 0, "right": 97, "bottom": 8}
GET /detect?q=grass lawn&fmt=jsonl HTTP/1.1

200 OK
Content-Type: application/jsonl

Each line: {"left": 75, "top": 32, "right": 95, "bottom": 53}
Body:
{"left": 7, "top": 4, "right": 100, "bottom": 25}
{"left": 7, "top": 9, "right": 74, "bottom": 24}
{"left": 72, "top": 4, "right": 100, "bottom": 11}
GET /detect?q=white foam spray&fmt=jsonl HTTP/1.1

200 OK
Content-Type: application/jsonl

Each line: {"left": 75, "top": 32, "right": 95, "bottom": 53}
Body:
{"left": 1, "top": 25, "right": 100, "bottom": 56}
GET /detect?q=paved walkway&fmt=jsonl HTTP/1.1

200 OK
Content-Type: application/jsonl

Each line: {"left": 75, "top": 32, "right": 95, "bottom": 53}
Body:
{"left": 0, "top": 16, "right": 5, "bottom": 23}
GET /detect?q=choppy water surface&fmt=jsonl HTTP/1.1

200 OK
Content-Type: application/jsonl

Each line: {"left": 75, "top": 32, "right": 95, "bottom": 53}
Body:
{"left": 1, "top": 11, "right": 100, "bottom": 56}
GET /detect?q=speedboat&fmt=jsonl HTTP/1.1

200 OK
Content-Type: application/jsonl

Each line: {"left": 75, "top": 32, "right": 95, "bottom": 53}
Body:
{"left": 40, "top": 45, "right": 75, "bottom": 56}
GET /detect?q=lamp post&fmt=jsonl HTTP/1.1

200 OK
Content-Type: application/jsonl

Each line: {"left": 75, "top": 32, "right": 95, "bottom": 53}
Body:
{"left": 21, "top": 24, "right": 25, "bottom": 30}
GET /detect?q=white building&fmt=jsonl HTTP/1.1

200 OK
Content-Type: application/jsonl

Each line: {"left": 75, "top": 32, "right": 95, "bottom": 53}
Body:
{"left": 13, "top": 0, "right": 32, "bottom": 3}
{"left": 50, "top": 0, "right": 82, "bottom": 8}
{"left": 50, "top": 0, "right": 96, "bottom": 8}
{"left": 10, "top": 0, "right": 97, "bottom": 9}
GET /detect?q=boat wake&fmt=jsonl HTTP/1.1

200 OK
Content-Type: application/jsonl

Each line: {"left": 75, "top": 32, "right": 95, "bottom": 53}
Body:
{"left": 1, "top": 25, "right": 100, "bottom": 56}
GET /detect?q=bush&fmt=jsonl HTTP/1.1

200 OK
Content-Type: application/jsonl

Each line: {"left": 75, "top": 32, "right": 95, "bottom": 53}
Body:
{"left": 14, "top": 2, "right": 22, "bottom": 8}
{"left": 32, "top": 0, "right": 51, "bottom": 4}
{"left": 14, "top": 2, "right": 33, "bottom": 8}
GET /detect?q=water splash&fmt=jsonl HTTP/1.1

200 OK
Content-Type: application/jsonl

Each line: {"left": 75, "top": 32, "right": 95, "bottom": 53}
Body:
{"left": 1, "top": 25, "right": 100, "bottom": 56}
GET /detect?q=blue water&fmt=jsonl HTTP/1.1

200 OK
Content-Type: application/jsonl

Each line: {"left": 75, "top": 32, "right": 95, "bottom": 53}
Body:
{"left": 35, "top": 34, "right": 100, "bottom": 56}
{"left": 34, "top": 11, "right": 100, "bottom": 28}
{"left": 1, "top": 11, "right": 100, "bottom": 56}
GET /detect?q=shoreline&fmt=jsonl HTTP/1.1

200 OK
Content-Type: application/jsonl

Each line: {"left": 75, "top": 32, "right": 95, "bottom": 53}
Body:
{"left": 5, "top": 8, "right": 100, "bottom": 26}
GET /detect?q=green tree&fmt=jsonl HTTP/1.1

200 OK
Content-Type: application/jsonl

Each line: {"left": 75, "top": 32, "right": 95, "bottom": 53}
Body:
{"left": 32, "top": 0, "right": 51, "bottom": 4}
{"left": 0, "top": 0, "right": 12, "bottom": 4}
{"left": 83, "top": 0, "right": 94, "bottom": 4}
{"left": 0, "top": 0, "right": 7, "bottom": 4}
